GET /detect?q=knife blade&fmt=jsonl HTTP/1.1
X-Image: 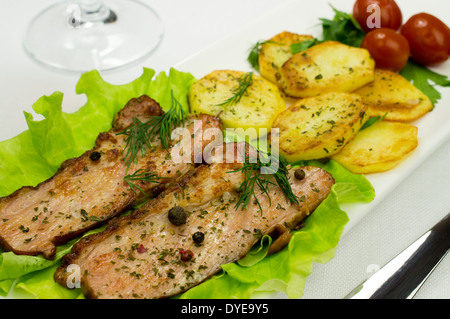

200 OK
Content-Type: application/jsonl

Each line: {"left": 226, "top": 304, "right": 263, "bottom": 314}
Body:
{"left": 345, "top": 212, "right": 450, "bottom": 299}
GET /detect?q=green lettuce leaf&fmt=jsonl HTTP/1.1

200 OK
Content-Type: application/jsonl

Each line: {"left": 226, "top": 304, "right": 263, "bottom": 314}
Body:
{"left": 0, "top": 130, "right": 56, "bottom": 197}
{"left": 0, "top": 68, "right": 374, "bottom": 299}
{"left": 295, "top": 159, "right": 375, "bottom": 204}
{"left": 12, "top": 264, "right": 83, "bottom": 299}
{"left": 0, "top": 238, "right": 75, "bottom": 282}
{"left": 0, "top": 279, "right": 14, "bottom": 297}
{"left": 237, "top": 235, "right": 273, "bottom": 268}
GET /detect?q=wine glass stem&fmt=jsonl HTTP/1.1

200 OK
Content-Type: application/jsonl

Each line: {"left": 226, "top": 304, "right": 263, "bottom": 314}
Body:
{"left": 80, "top": 0, "right": 103, "bottom": 12}
{"left": 70, "top": 0, "right": 116, "bottom": 26}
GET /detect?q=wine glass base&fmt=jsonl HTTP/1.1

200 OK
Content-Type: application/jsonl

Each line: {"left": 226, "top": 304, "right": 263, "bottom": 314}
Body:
{"left": 24, "top": 0, "right": 164, "bottom": 73}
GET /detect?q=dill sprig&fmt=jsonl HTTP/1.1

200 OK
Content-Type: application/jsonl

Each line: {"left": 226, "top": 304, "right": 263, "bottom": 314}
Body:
{"left": 158, "top": 92, "right": 190, "bottom": 150}
{"left": 118, "top": 116, "right": 156, "bottom": 170}
{"left": 117, "top": 91, "right": 189, "bottom": 171}
{"left": 228, "top": 152, "right": 299, "bottom": 213}
{"left": 216, "top": 72, "right": 254, "bottom": 107}
{"left": 124, "top": 169, "right": 169, "bottom": 197}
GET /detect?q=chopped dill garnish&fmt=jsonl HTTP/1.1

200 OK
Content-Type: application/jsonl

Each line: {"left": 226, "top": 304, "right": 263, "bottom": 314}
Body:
{"left": 117, "top": 90, "right": 189, "bottom": 171}
{"left": 216, "top": 72, "right": 254, "bottom": 107}
{"left": 228, "top": 151, "right": 299, "bottom": 213}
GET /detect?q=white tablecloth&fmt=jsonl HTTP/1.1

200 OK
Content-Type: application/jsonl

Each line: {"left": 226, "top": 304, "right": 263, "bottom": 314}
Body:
{"left": 0, "top": 0, "right": 448, "bottom": 299}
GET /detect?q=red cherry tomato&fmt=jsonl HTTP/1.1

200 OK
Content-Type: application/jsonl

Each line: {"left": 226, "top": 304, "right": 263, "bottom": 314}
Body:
{"left": 353, "top": 0, "right": 403, "bottom": 33}
{"left": 401, "top": 13, "right": 450, "bottom": 66}
{"left": 361, "top": 28, "right": 410, "bottom": 72}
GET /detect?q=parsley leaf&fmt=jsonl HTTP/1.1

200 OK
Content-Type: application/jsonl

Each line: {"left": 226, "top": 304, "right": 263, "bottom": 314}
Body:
{"left": 319, "top": 6, "right": 365, "bottom": 47}
{"left": 400, "top": 61, "right": 450, "bottom": 105}
{"left": 247, "top": 40, "right": 279, "bottom": 70}
{"left": 247, "top": 41, "right": 264, "bottom": 70}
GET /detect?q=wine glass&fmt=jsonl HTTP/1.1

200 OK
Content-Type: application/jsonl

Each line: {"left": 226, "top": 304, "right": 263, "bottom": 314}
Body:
{"left": 23, "top": 0, "right": 164, "bottom": 72}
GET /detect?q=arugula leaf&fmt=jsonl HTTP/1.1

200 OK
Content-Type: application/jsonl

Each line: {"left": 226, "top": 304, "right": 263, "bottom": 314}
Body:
{"left": 319, "top": 6, "right": 365, "bottom": 47}
{"left": 400, "top": 61, "right": 450, "bottom": 105}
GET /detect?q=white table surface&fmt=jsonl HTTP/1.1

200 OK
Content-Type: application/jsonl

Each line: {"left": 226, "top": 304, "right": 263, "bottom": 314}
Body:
{"left": 0, "top": 0, "right": 449, "bottom": 299}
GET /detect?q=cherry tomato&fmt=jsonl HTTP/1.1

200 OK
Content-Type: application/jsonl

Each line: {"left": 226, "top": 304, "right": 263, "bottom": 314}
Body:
{"left": 401, "top": 13, "right": 450, "bottom": 66}
{"left": 361, "top": 28, "right": 410, "bottom": 71}
{"left": 353, "top": 0, "right": 403, "bottom": 33}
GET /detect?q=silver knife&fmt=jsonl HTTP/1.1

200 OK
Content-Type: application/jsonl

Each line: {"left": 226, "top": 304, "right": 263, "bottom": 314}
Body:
{"left": 345, "top": 212, "right": 450, "bottom": 299}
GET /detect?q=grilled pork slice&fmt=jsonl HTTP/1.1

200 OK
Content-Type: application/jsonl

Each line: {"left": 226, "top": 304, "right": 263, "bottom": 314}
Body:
{"left": 54, "top": 142, "right": 334, "bottom": 299}
{"left": 0, "top": 95, "right": 222, "bottom": 259}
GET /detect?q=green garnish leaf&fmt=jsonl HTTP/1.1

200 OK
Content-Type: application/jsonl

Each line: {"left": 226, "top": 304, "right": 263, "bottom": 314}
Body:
{"left": 400, "top": 61, "right": 450, "bottom": 105}
{"left": 247, "top": 41, "right": 264, "bottom": 70}
{"left": 216, "top": 72, "right": 254, "bottom": 107}
{"left": 290, "top": 38, "right": 320, "bottom": 55}
{"left": 360, "top": 112, "right": 388, "bottom": 131}
{"left": 319, "top": 6, "right": 365, "bottom": 47}
{"left": 247, "top": 41, "right": 279, "bottom": 70}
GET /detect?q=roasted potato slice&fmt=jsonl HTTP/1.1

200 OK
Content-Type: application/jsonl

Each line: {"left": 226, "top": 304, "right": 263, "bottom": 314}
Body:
{"left": 332, "top": 121, "right": 418, "bottom": 174}
{"left": 354, "top": 69, "right": 434, "bottom": 122}
{"left": 277, "top": 41, "right": 375, "bottom": 98}
{"left": 259, "top": 31, "right": 314, "bottom": 85}
{"left": 272, "top": 92, "right": 368, "bottom": 162}
{"left": 188, "top": 70, "right": 286, "bottom": 138}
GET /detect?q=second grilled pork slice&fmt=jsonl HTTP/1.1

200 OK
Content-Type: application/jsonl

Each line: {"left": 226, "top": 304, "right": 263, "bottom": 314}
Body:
{"left": 0, "top": 95, "right": 222, "bottom": 259}
{"left": 55, "top": 142, "right": 334, "bottom": 298}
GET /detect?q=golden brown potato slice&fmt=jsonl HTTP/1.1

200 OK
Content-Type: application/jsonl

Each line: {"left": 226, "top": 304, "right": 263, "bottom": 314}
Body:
{"left": 277, "top": 41, "right": 375, "bottom": 99}
{"left": 332, "top": 121, "right": 418, "bottom": 174}
{"left": 354, "top": 69, "right": 434, "bottom": 122}
{"left": 258, "top": 31, "right": 314, "bottom": 85}
{"left": 188, "top": 70, "right": 286, "bottom": 138}
{"left": 272, "top": 92, "right": 368, "bottom": 162}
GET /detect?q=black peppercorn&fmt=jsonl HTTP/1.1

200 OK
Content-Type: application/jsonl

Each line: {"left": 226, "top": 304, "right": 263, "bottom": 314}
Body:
{"left": 294, "top": 169, "right": 306, "bottom": 181}
{"left": 168, "top": 206, "right": 187, "bottom": 226}
{"left": 89, "top": 151, "right": 101, "bottom": 161}
{"left": 192, "top": 231, "right": 205, "bottom": 244}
